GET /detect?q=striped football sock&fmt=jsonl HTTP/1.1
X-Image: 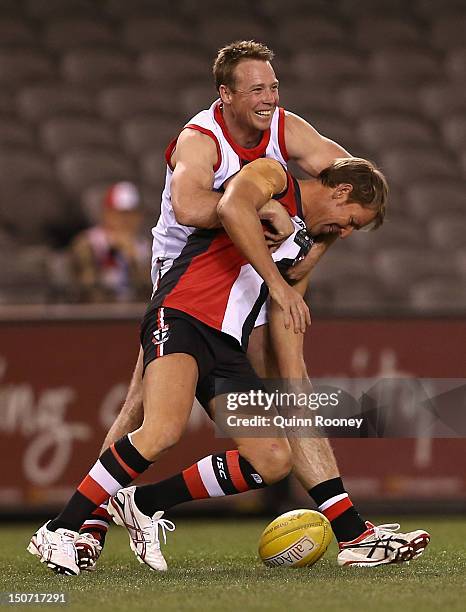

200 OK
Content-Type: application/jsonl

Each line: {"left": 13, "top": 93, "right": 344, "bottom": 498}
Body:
{"left": 308, "top": 477, "right": 367, "bottom": 542}
{"left": 134, "top": 450, "right": 267, "bottom": 516}
{"left": 79, "top": 502, "right": 112, "bottom": 544}
{"left": 48, "top": 434, "right": 151, "bottom": 533}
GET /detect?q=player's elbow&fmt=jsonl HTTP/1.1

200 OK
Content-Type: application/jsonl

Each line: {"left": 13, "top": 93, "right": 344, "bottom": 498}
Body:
{"left": 216, "top": 198, "right": 235, "bottom": 224}
{"left": 172, "top": 201, "right": 194, "bottom": 226}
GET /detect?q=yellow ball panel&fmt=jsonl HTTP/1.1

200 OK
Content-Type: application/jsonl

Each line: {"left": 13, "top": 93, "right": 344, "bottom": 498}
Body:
{"left": 258, "top": 509, "right": 333, "bottom": 568}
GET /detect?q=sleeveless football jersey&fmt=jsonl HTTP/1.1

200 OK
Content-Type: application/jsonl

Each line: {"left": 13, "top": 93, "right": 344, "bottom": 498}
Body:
{"left": 150, "top": 99, "right": 289, "bottom": 283}
{"left": 151, "top": 173, "right": 312, "bottom": 348}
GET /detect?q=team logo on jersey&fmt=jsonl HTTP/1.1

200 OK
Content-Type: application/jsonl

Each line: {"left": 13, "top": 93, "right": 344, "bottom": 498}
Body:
{"left": 293, "top": 228, "right": 313, "bottom": 254}
{"left": 152, "top": 324, "right": 170, "bottom": 345}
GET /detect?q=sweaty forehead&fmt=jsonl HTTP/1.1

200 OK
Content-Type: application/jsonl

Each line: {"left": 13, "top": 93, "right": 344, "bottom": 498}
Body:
{"left": 233, "top": 59, "right": 277, "bottom": 88}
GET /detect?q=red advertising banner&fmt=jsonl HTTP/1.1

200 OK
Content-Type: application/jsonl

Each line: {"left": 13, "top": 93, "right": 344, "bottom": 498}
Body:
{"left": 1, "top": 316, "right": 465, "bottom": 511}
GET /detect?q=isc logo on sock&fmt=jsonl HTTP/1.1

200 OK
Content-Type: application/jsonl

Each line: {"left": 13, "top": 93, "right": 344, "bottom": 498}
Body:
{"left": 252, "top": 473, "right": 263, "bottom": 484}
{"left": 216, "top": 457, "right": 227, "bottom": 479}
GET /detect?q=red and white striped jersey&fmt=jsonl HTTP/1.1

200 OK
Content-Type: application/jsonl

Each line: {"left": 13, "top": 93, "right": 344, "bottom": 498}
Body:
{"left": 151, "top": 174, "right": 312, "bottom": 348}
{"left": 150, "top": 99, "right": 289, "bottom": 283}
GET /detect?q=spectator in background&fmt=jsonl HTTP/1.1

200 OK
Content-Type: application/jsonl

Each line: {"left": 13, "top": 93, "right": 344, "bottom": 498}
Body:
{"left": 70, "top": 182, "right": 151, "bottom": 302}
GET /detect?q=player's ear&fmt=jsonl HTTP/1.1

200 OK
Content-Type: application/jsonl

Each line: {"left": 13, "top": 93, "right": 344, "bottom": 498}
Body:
{"left": 219, "top": 85, "right": 232, "bottom": 105}
{"left": 332, "top": 183, "right": 353, "bottom": 200}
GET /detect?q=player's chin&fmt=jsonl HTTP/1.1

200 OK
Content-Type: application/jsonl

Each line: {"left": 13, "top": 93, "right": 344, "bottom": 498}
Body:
{"left": 252, "top": 112, "right": 273, "bottom": 128}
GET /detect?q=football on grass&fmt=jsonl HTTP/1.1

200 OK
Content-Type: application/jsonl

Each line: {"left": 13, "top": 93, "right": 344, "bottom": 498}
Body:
{"left": 258, "top": 509, "right": 333, "bottom": 568}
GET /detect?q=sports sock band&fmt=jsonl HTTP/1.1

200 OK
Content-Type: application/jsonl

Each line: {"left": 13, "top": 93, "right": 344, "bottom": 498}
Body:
{"left": 134, "top": 450, "right": 266, "bottom": 516}
{"left": 309, "top": 477, "right": 367, "bottom": 542}
{"left": 48, "top": 435, "right": 151, "bottom": 533}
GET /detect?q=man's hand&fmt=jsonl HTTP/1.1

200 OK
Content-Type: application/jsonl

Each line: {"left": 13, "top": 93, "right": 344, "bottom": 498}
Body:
{"left": 258, "top": 199, "right": 294, "bottom": 251}
{"left": 287, "top": 234, "right": 337, "bottom": 282}
{"left": 268, "top": 279, "right": 311, "bottom": 334}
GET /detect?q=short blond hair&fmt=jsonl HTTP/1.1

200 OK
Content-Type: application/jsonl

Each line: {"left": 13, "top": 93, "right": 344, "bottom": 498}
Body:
{"left": 319, "top": 158, "right": 388, "bottom": 230}
{"left": 213, "top": 40, "right": 274, "bottom": 91}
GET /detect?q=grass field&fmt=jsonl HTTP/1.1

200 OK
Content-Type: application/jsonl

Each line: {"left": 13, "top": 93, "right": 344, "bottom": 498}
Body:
{"left": 1, "top": 518, "right": 465, "bottom": 612}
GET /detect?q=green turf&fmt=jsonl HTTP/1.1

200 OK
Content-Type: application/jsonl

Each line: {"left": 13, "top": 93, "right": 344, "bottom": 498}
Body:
{"left": 1, "top": 518, "right": 465, "bottom": 612}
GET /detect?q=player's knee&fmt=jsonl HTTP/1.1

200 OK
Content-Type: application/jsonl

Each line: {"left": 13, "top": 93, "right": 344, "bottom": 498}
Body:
{"left": 138, "top": 423, "right": 184, "bottom": 460}
{"left": 248, "top": 441, "right": 292, "bottom": 484}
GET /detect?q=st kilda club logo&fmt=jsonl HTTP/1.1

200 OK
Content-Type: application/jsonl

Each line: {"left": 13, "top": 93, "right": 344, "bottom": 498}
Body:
{"left": 152, "top": 323, "right": 170, "bottom": 345}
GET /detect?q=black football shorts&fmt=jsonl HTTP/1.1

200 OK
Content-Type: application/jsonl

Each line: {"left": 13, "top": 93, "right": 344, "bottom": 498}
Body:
{"left": 140, "top": 305, "right": 265, "bottom": 414}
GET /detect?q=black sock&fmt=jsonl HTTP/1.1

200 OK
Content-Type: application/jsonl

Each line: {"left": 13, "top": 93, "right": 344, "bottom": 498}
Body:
{"left": 309, "top": 477, "right": 367, "bottom": 542}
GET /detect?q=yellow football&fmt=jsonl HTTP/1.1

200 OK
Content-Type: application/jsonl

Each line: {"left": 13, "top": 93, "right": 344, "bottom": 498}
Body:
{"left": 258, "top": 509, "right": 333, "bottom": 568}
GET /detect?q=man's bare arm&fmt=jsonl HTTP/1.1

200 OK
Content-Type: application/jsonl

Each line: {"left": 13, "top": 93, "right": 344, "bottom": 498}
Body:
{"left": 170, "top": 129, "right": 222, "bottom": 228}
{"left": 285, "top": 112, "right": 351, "bottom": 177}
{"left": 268, "top": 271, "right": 311, "bottom": 379}
{"left": 217, "top": 158, "right": 310, "bottom": 333}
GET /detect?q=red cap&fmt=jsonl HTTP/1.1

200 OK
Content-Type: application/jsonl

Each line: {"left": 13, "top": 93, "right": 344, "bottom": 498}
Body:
{"left": 104, "top": 182, "right": 141, "bottom": 211}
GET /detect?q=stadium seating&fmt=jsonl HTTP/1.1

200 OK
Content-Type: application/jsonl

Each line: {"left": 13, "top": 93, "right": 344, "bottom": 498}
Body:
{"left": 40, "top": 117, "right": 118, "bottom": 155}
{"left": 431, "top": 15, "right": 466, "bottom": 50}
{"left": 0, "top": 49, "right": 56, "bottom": 85}
{"left": 0, "top": 2, "right": 463, "bottom": 313}
{"left": 428, "top": 215, "right": 466, "bottom": 250}
{"left": 357, "top": 114, "right": 436, "bottom": 151}
{"left": 140, "top": 149, "right": 170, "bottom": 188}
{"left": 61, "top": 49, "right": 136, "bottom": 85}
{"left": 43, "top": 19, "right": 118, "bottom": 51}
{"left": 353, "top": 17, "right": 425, "bottom": 50}
{"left": 0, "top": 245, "right": 51, "bottom": 303}
{"left": 18, "top": 85, "right": 96, "bottom": 122}
{"left": 0, "top": 181, "right": 68, "bottom": 245}
{"left": 379, "top": 147, "right": 458, "bottom": 186}
{"left": 197, "top": 18, "right": 270, "bottom": 55}
{"left": 0, "top": 151, "right": 54, "bottom": 183}
{"left": 56, "top": 149, "right": 135, "bottom": 194}
{"left": 122, "top": 18, "right": 196, "bottom": 52}
{"left": 104, "top": 0, "right": 176, "bottom": 18}
{"left": 291, "top": 49, "right": 366, "bottom": 84}
{"left": 24, "top": 0, "right": 99, "bottom": 20}
{"left": 283, "top": 16, "right": 346, "bottom": 47}
{"left": 410, "top": 279, "right": 466, "bottom": 313}
{"left": 98, "top": 87, "right": 177, "bottom": 122}
{"left": 0, "top": 0, "right": 23, "bottom": 16}
{"left": 179, "top": 85, "right": 217, "bottom": 117}
{"left": 341, "top": 85, "right": 421, "bottom": 118}
{"left": 121, "top": 117, "right": 181, "bottom": 156}
{"left": 340, "top": 0, "right": 410, "bottom": 18}
{"left": 420, "top": 83, "right": 466, "bottom": 119}
{"left": 369, "top": 48, "right": 442, "bottom": 84}
{"left": 137, "top": 50, "right": 209, "bottom": 85}
{"left": 405, "top": 179, "right": 464, "bottom": 219}
{"left": 445, "top": 48, "right": 466, "bottom": 81}
{"left": 0, "top": 119, "right": 35, "bottom": 148}
{"left": 0, "top": 18, "right": 38, "bottom": 45}
{"left": 374, "top": 248, "right": 454, "bottom": 296}
{"left": 415, "top": 0, "right": 466, "bottom": 19}
{"left": 441, "top": 115, "right": 466, "bottom": 153}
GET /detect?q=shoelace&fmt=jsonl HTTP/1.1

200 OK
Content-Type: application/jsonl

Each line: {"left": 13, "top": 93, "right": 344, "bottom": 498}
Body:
{"left": 77, "top": 534, "right": 102, "bottom": 552}
{"left": 143, "top": 516, "right": 176, "bottom": 547}
{"left": 372, "top": 523, "right": 401, "bottom": 540}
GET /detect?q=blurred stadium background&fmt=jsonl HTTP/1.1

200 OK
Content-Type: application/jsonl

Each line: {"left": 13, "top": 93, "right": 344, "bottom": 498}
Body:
{"left": 0, "top": 0, "right": 465, "bottom": 520}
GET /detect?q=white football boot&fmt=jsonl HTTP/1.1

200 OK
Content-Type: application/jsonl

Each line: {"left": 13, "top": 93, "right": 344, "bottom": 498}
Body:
{"left": 27, "top": 521, "right": 80, "bottom": 575}
{"left": 75, "top": 533, "right": 103, "bottom": 572}
{"left": 108, "top": 486, "right": 176, "bottom": 571}
{"left": 338, "top": 521, "right": 430, "bottom": 567}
